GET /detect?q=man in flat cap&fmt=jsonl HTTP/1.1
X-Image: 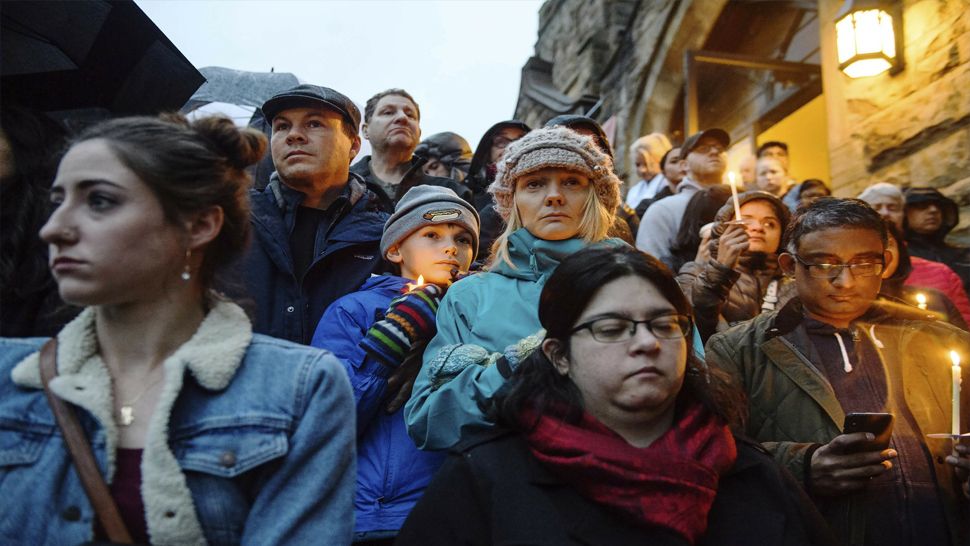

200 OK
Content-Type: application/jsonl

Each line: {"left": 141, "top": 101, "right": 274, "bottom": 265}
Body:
{"left": 234, "top": 84, "right": 389, "bottom": 344}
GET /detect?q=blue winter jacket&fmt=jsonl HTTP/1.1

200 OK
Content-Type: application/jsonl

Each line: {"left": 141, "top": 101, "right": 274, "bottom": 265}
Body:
{"left": 228, "top": 173, "right": 388, "bottom": 345}
{"left": 311, "top": 275, "right": 446, "bottom": 536}
{"left": 0, "top": 301, "right": 356, "bottom": 545}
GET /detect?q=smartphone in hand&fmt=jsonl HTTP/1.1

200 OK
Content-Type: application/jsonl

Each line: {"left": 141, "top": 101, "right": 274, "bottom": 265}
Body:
{"left": 843, "top": 412, "right": 894, "bottom": 451}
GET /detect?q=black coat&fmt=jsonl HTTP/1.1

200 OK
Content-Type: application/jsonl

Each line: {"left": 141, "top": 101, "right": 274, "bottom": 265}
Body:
{"left": 350, "top": 154, "right": 472, "bottom": 213}
{"left": 223, "top": 175, "right": 388, "bottom": 345}
{"left": 396, "top": 430, "right": 834, "bottom": 546}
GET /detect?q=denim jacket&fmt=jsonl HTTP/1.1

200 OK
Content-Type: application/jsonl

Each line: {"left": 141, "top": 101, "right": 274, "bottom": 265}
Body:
{"left": 0, "top": 300, "right": 356, "bottom": 545}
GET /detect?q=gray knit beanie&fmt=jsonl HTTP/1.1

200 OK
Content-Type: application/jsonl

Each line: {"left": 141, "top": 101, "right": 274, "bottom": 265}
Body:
{"left": 488, "top": 126, "right": 621, "bottom": 221}
{"left": 380, "top": 185, "right": 481, "bottom": 258}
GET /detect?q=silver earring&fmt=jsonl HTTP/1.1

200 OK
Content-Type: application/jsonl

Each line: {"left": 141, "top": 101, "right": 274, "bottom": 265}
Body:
{"left": 181, "top": 249, "right": 192, "bottom": 281}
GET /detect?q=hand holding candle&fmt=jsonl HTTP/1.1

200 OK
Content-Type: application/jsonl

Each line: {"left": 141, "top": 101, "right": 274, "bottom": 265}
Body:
{"left": 727, "top": 172, "right": 742, "bottom": 221}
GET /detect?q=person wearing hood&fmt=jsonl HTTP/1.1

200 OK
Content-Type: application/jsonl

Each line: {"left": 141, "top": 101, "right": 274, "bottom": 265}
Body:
{"left": 404, "top": 126, "right": 625, "bottom": 451}
{"left": 677, "top": 191, "right": 795, "bottom": 343}
{"left": 466, "top": 120, "right": 531, "bottom": 212}
{"left": 544, "top": 115, "right": 640, "bottom": 245}
{"left": 465, "top": 120, "right": 531, "bottom": 262}
{"left": 903, "top": 187, "right": 970, "bottom": 292}
{"left": 859, "top": 183, "right": 970, "bottom": 323}
{"left": 350, "top": 89, "right": 472, "bottom": 211}
{"left": 415, "top": 131, "right": 473, "bottom": 183}
{"left": 792, "top": 179, "right": 831, "bottom": 211}
{"left": 879, "top": 221, "right": 968, "bottom": 331}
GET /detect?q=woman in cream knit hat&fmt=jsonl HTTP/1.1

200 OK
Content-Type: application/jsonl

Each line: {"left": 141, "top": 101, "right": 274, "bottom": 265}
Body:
{"left": 404, "top": 125, "right": 624, "bottom": 450}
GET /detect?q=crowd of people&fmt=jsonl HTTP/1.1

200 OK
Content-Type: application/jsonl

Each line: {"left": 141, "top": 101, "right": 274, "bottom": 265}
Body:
{"left": 0, "top": 82, "right": 968, "bottom": 546}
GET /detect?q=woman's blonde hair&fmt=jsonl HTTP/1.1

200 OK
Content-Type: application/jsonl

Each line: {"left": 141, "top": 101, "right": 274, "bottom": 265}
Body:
{"left": 487, "top": 175, "right": 614, "bottom": 268}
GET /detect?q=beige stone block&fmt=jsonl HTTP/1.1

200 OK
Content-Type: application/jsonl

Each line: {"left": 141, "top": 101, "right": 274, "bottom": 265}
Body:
{"left": 858, "top": 65, "right": 970, "bottom": 153}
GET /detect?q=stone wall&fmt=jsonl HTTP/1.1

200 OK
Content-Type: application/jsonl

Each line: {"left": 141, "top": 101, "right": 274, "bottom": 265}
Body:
{"left": 516, "top": 0, "right": 728, "bottom": 185}
{"left": 820, "top": 0, "right": 970, "bottom": 243}
{"left": 518, "top": 0, "right": 969, "bottom": 242}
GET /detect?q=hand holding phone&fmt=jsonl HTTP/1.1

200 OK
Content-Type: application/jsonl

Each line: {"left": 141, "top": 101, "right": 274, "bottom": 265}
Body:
{"left": 843, "top": 412, "right": 894, "bottom": 451}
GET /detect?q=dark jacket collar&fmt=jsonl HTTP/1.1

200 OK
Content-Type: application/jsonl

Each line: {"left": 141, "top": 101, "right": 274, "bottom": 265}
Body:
{"left": 266, "top": 171, "right": 367, "bottom": 213}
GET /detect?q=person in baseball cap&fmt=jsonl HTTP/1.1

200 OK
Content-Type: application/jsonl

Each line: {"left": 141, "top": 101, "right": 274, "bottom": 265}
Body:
{"left": 634, "top": 128, "right": 730, "bottom": 268}
{"left": 680, "top": 128, "right": 730, "bottom": 158}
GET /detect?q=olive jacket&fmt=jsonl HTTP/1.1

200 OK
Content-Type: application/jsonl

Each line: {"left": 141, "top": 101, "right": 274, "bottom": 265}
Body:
{"left": 706, "top": 298, "right": 970, "bottom": 546}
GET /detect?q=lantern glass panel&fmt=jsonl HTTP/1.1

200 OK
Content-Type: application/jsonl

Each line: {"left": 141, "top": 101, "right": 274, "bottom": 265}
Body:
{"left": 844, "top": 57, "right": 893, "bottom": 78}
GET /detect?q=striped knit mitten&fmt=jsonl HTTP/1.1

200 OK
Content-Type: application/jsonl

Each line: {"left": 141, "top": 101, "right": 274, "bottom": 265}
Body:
{"left": 360, "top": 283, "right": 445, "bottom": 369}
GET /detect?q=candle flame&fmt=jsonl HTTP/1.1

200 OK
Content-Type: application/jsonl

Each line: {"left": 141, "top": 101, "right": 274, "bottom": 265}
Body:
{"left": 951, "top": 350, "right": 961, "bottom": 367}
{"left": 727, "top": 172, "right": 736, "bottom": 185}
{"left": 405, "top": 275, "right": 425, "bottom": 292}
{"left": 916, "top": 293, "right": 927, "bottom": 305}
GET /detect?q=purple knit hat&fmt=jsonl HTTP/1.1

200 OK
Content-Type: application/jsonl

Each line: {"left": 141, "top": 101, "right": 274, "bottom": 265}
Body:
{"left": 487, "top": 126, "right": 621, "bottom": 220}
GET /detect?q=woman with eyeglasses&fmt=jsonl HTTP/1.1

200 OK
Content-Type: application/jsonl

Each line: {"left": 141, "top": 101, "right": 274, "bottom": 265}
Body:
{"left": 396, "top": 246, "right": 831, "bottom": 546}
{"left": 677, "top": 191, "right": 796, "bottom": 343}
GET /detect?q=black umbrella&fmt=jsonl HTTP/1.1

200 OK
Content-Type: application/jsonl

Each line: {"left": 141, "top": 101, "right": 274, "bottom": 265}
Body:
{"left": 1, "top": 0, "right": 204, "bottom": 117}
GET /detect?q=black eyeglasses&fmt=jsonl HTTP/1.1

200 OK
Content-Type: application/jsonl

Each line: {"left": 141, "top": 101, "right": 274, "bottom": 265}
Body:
{"left": 570, "top": 315, "right": 691, "bottom": 342}
{"left": 792, "top": 255, "right": 884, "bottom": 280}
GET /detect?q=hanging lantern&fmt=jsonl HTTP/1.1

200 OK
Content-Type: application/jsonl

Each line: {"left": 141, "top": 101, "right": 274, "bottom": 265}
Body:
{"left": 835, "top": 0, "right": 903, "bottom": 78}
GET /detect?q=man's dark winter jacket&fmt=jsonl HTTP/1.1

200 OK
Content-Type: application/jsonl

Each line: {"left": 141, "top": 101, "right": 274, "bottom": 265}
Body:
{"left": 396, "top": 429, "right": 834, "bottom": 546}
{"left": 350, "top": 155, "right": 472, "bottom": 212}
{"left": 228, "top": 173, "right": 388, "bottom": 345}
{"left": 707, "top": 298, "right": 970, "bottom": 546}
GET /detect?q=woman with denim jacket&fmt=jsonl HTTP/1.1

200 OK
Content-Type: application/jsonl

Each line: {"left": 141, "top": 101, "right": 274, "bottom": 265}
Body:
{"left": 0, "top": 114, "right": 355, "bottom": 545}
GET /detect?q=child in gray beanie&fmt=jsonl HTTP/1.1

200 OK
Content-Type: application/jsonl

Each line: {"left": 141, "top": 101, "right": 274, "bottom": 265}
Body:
{"left": 309, "top": 184, "right": 480, "bottom": 541}
{"left": 380, "top": 184, "right": 481, "bottom": 273}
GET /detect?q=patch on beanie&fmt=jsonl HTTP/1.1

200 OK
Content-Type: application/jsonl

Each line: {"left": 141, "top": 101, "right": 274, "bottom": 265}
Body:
{"left": 423, "top": 208, "right": 462, "bottom": 222}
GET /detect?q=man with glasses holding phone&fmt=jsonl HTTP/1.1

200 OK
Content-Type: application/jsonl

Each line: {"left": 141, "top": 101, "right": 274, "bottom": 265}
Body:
{"left": 707, "top": 198, "right": 970, "bottom": 546}
{"left": 636, "top": 128, "right": 730, "bottom": 269}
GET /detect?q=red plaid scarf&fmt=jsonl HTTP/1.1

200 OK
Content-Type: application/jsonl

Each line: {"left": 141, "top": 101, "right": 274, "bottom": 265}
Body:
{"left": 522, "top": 399, "right": 737, "bottom": 544}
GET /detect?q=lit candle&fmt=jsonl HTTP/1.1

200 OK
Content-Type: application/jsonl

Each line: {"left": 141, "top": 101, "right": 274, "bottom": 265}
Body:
{"left": 727, "top": 172, "right": 742, "bottom": 221}
{"left": 405, "top": 275, "right": 425, "bottom": 293}
{"left": 916, "top": 293, "right": 928, "bottom": 310}
{"left": 952, "top": 350, "right": 961, "bottom": 437}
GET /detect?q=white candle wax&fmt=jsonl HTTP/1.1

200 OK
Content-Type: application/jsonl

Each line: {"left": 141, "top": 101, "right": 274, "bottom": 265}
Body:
{"left": 728, "top": 172, "right": 742, "bottom": 221}
{"left": 952, "top": 351, "right": 961, "bottom": 437}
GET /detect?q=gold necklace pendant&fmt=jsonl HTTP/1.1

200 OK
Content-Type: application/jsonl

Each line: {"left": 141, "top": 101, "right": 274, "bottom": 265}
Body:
{"left": 119, "top": 406, "right": 135, "bottom": 427}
